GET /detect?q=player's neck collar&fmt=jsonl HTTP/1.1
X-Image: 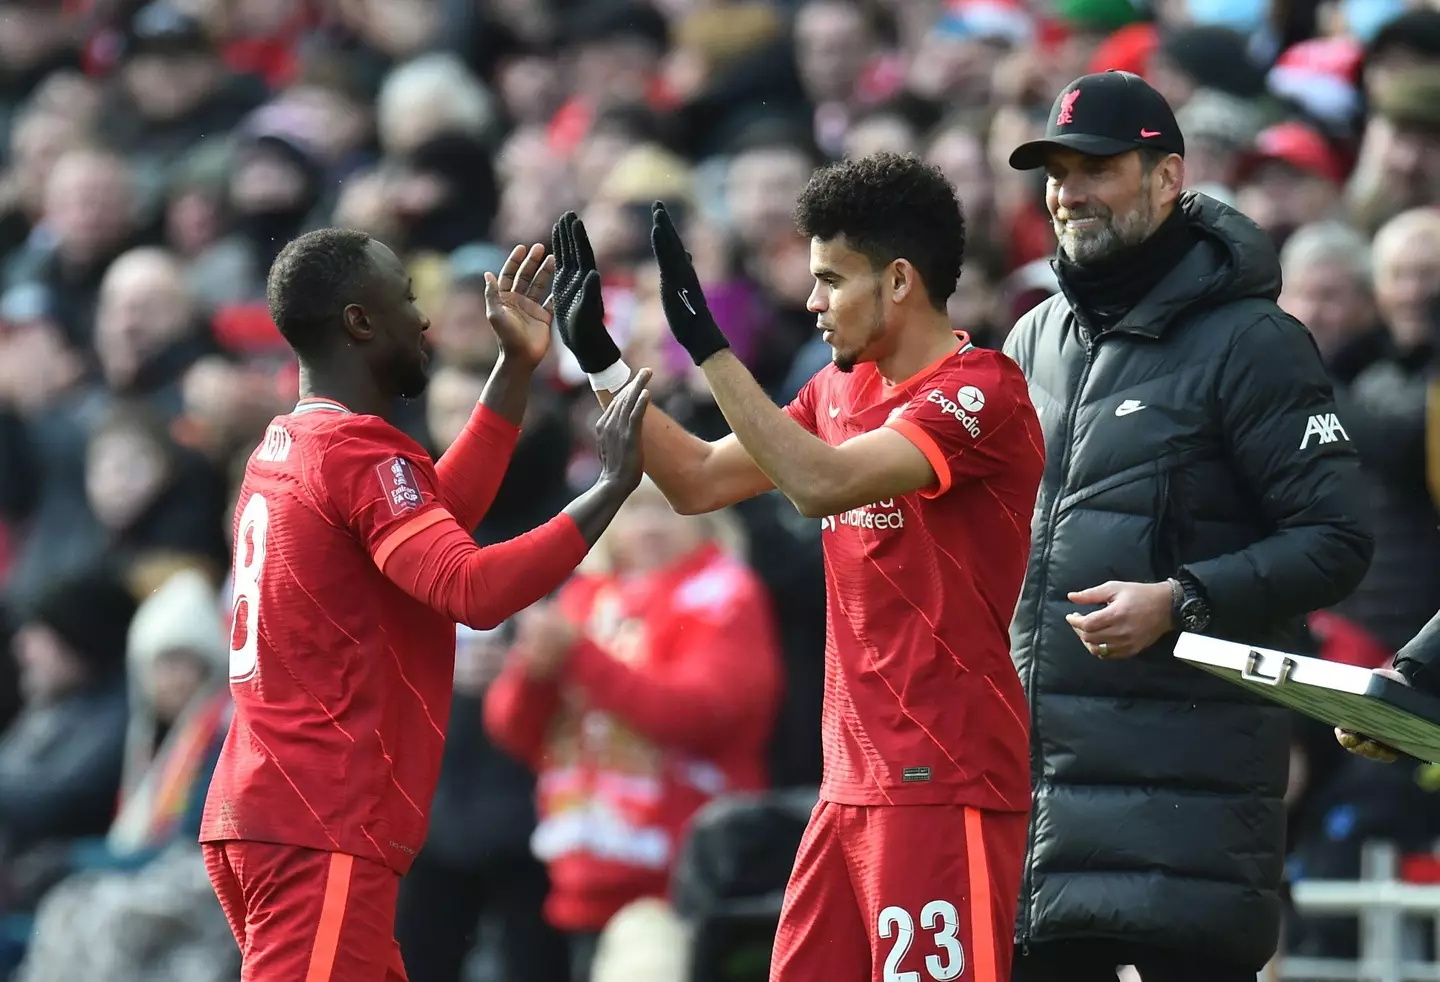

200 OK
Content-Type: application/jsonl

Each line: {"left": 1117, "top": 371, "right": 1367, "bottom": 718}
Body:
{"left": 293, "top": 398, "right": 353, "bottom": 415}
{"left": 880, "top": 331, "right": 973, "bottom": 391}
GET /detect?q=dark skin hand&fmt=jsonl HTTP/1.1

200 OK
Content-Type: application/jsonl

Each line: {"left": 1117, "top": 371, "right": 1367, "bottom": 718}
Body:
{"left": 479, "top": 242, "right": 557, "bottom": 428}
{"left": 558, "top": 368, "right": 652, "bottom": 547}
{"left": 1335, "top": 667, "right": 1409, "bottom": 763}
{"left": 483, "top": 242, "right": 556, "bottom": 369}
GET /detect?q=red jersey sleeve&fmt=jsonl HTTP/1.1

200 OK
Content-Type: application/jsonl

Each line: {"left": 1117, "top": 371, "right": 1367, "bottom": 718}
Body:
{"left": 319, "top": 418, "right": 446, "bottom": 560}
{"left": 434, "top": 404, "right": 520, "bottom": 532}
{"left": 883, "top": 357, "right": 1036, "bottom": 498}
{"left": 783, "top": 373, "right": 821, "bottom": 435}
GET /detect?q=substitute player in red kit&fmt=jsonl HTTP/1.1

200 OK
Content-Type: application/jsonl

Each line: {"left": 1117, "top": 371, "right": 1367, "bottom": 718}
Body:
{"left": 548, "top": 151, "right": 1045, "bottom": 982}
{"left": 200, "top": 227, "right": 651, "bottom": 982}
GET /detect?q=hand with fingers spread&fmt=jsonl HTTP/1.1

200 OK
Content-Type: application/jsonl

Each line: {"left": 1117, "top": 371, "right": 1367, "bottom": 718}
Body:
{"left": 483, "top": 242, "right": 556, "bottom": 370}
{"left": 1064, "top": 580, "right": 1176, "bottom": 661}
{"left": 550, "top": 211, "right": 622, "bottom": 374}
{"left": 594, "top": 368, "right": 652, "bottom": 492}
{"left": 649, "top": 200, "right": 731, "bottom": 367}
{"left": 1336, "top": 667, "right": 1408, "bottom": 763}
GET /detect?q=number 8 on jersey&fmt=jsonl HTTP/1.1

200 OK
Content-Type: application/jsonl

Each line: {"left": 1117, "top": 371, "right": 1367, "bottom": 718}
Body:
{"left": 230, "top": 493, "right": 268, "bottom": 682}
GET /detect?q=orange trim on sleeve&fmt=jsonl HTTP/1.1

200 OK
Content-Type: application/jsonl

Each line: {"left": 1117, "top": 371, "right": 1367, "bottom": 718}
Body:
{"left": 886, "top": 417, "right": 951, "bottom": 498}
{"left": 304, "top": 852, "right": 354, "bottom": 982}
{"left": 373, "top": 507, "right": 450, "bottom": 571}
{"left": 964, "top": 807, "right": 999, "bottom": 982}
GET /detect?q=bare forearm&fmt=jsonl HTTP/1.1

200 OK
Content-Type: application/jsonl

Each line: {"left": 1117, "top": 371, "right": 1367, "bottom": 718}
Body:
{"left": 700, "top": 351, "right": 838, "bottom": 514}
{"left": 561, "top": 478, "right": 635, "bottom": 546}
{"left": 597, "top": 385, "right": 727, "bottom": 515}
{"left": 480, "top": 354, "right": 535, "bottom": 428}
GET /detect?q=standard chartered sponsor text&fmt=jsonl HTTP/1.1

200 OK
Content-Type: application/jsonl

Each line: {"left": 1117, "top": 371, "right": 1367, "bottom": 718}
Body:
{"left": 822, "top": 498, "right": 904, "bottom": 531}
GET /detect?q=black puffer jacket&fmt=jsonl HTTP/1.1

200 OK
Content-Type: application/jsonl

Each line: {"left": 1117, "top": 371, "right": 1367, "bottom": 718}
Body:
{"left": 1003, "top": 193, "right": 1373, "bottom": 969}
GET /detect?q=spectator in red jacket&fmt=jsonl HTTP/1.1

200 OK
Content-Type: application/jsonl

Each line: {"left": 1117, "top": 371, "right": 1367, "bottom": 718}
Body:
{"left": 484, "top": 476, "right": 782, "bottom": 978}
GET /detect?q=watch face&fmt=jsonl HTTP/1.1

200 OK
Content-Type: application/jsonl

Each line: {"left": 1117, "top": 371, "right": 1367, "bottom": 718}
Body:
{"left": 1181, "top": 601, "right": 1211, "bottom": 632}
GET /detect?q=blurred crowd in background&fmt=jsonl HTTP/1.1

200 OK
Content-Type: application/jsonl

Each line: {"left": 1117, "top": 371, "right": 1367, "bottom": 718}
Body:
{"left": 2, "top": 0, "right": 1440, "bottom": 979}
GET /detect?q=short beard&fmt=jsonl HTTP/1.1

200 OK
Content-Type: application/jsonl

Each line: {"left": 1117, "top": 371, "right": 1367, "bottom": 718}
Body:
{"left": 833, "top": 282, "right": 886, "bottom": 373}
{"left": 395, "top": 357, "right": 431, "bottom": 400}
{"left": 1056, "top": 181, "right": 1157, "bottom": 265}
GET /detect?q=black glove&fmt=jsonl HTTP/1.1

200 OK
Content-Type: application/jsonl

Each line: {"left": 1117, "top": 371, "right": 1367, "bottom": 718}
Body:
{"left": 650, "top": 201, "right": 730, "bottom": 367}
{"left": 551, "top": 211, "right": 621, "bottom": 373}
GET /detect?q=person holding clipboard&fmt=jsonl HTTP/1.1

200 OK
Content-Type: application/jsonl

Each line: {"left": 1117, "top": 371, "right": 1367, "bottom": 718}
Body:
{"left": 1340, "top": 612, "right": 1440, "bottom": 762}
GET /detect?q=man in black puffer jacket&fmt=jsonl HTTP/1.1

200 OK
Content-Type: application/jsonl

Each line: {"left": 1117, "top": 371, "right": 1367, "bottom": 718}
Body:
{"left": 1003, "top": 71, "right": 1373, "bottom": 981}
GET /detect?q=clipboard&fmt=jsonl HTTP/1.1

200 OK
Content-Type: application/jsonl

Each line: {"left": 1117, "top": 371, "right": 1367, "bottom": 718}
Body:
{"left": 1172, "top": 633, "right": 1440, "bottom": 764}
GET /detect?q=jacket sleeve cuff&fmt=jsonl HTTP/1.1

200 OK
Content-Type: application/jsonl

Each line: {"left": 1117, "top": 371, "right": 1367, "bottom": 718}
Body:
{"left": 1176, "top": 560, "right": 1232, "bottom": 620}
{"left": 1393, "top": 611, "right": 1440, "bottom": 697}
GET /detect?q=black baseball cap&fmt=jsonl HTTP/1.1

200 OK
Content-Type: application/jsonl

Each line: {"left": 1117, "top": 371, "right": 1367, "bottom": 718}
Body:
{"left": 1008, "top": 70, "right": 1185, "bottom": 171}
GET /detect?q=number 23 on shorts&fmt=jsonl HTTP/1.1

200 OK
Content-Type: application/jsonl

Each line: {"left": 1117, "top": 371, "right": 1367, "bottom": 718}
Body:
{"left": 879, "top": 900, "right": 965, "bottom": 982}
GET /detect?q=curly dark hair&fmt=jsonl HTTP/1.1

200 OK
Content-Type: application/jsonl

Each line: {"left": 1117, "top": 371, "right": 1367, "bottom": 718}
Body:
{"left": 265, "top": 228, "right": 375, "bottom": 358}
{"left": 794, "top": 152, "right": 966, "bottom": 310}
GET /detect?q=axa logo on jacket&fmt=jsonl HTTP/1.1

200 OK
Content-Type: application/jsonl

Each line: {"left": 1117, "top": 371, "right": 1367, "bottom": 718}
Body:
{"left": 1300, "top": 412, "right": 1350, "bottom": 449}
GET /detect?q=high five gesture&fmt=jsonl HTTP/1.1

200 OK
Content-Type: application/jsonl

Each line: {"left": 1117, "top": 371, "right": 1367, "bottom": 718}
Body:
{"left": 483, "top": 243, "right": 556, "bottom": 370}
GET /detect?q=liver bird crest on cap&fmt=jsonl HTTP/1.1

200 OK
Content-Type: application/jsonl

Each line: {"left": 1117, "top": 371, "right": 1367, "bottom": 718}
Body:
{"left": 1057, "top": 89, "right": 1081, "bottom": 125}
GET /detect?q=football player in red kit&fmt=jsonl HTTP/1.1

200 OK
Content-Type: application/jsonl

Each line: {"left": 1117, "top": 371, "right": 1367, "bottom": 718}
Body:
{"left": 200, "top": 228, "right": 650, "bottom": 982}
{"left": 545, "top": 154, "right": 1045, "bottom": 982}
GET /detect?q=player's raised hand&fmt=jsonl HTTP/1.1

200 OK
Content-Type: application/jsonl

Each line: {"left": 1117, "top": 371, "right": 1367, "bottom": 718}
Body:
{"left": 1336, "top": 667, "right": 1408, "bottom": 763}
{"left": 551, "top": 212, "right": 622, "bottom": 373}
{"left": 650, "top": 201, "right": 731, "bottom": 366}
{"left": 594, "top": 367, "right": 652, "bottom": 491}
{"left": 483, "top": 243, "right": 555, "bottom": 370}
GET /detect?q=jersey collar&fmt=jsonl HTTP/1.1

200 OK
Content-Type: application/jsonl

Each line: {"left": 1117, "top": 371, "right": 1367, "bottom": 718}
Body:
{"left": 881, "top": 331, "right": 974, "bottom": 394}
{"left": 292, "top": 398, "right": 353, "bottom": 415}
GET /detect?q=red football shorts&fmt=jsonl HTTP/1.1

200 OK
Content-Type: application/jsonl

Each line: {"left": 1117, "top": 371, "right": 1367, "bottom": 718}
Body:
{"left": 203, "top": 841, "right": 408, "bottom": 982}
{"left": 770, "top": 802, "right": 1026, "bottom": 982}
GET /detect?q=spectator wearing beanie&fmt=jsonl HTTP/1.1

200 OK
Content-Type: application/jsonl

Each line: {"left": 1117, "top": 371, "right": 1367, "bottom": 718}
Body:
{"left": 0, "top": 569, "right": 134, "bottom": 857}
{"left": 1362, "top": 8, "right": 1440, "bottom": 103}
{"left": 1150, "top": 25, "right": 1268, "bottom": 110}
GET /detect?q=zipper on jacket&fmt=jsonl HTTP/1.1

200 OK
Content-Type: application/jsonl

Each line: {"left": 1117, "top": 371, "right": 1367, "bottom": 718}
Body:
{"left": 1018, "top": 324, "right": 1095, "bottom": 948}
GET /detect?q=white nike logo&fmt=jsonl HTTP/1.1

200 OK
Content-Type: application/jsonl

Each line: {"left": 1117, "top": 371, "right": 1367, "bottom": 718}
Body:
{"left": 678, "top": 289, "right": 696, "bottom": 316}
{"left": 828, "top": 404, "right": 841, "bottom": 418}
{"left": 1115, "top": 399, "right": 1147, "bottom": 417}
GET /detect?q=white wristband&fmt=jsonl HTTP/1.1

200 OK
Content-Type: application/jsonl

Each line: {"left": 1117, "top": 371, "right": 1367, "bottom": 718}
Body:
{"left": 587, "top": 360, "right": 632, "bottom": 392}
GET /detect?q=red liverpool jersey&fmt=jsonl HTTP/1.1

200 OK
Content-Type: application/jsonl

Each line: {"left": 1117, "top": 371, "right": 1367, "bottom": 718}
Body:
{"left": 784, "top": 335, "right": 1044, "bottom": 811}
{"left": 201, "top": 399, "right": 459, "bottom": 874}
